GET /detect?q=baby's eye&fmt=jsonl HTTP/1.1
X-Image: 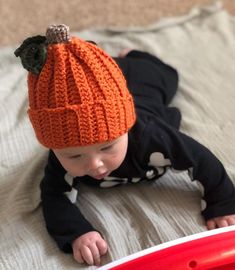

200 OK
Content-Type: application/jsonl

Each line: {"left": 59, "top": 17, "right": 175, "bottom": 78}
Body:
{"left": 101, "top": 145, "right": 113, "bottom": 151}
{"left": 69, "top": 154, "right": 82, "bottom": 159}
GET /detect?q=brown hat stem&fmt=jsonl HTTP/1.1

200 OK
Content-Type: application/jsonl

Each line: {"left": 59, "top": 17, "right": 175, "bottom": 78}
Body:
{"left": 46, "top": 24, "right": 70, "bottom": 44}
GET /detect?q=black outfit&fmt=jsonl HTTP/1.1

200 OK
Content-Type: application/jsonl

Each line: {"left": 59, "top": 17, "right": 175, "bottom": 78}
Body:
{"left": 40, "top": 51, "right": 235, "bottom": 253}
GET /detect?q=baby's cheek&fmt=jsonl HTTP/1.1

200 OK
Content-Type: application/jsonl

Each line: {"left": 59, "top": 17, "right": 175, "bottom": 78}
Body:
{"left": 109, "top": 153, "right": 125, "bottom": 169}
{"left": 60, "top": 160, "right": 84, "bottom": 177}
{"left": 67, "top": 167, "right": 85, "bottom": 177}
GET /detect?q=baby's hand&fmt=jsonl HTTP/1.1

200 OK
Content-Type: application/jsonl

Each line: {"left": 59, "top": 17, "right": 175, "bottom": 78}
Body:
{"left": 72, "top": 231, "right": 108, "bottom": 266}
{"left": 206, "top": 215, "right": 235, "bottom": 230}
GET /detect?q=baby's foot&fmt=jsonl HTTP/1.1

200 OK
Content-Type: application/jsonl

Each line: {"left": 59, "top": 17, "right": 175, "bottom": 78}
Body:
{"left": 118, "top": 48, "right": 132, "bottom": 58}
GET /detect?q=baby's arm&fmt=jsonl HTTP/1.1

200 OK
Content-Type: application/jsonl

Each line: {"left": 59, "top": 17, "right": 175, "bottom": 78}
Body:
{"left": 147, "top": 118, "right": 235, "bottom": 225}
{"left": 41, "top": 151, "right": 100, "bottom": 254}
{"left": 72, "top": 231, "right": 108, "bottom": 266}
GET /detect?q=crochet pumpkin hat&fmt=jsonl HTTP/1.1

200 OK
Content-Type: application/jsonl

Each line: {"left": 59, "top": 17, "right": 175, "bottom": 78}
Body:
{"left": 15, "top": 24, "right": 136, "bottom": 149}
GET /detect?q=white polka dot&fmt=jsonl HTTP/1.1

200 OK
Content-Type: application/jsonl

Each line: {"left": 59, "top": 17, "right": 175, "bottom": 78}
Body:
{"left": 148, "top": 152, "right": 171, "bottom": 167}
{"left": 131, "top": 177, "right": 141, "bottom": 183}
{"left": 104, "top": 176, "right": 128, "bottom": 181}
{"left": 64, "top": 187, "right": 78, "bottom": 203}
{"left": 64, "top": 173, "right": 74, "bottom": 186}
{"left": 100, "top": 181, "right": 122, "bottom": 188}
{"left": 201, "top": 199, "right": 207, "bottom": 211}
{"left": 100, "top": 177, "right": 128, "bottom": 188}
{"left": 146, "top": 170, "right": 156, "bottom": 179}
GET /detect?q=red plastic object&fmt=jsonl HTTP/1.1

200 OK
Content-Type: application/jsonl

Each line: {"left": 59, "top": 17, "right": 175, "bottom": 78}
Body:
{"left": 98, "top": 226, "right": 235, "bottom": 270}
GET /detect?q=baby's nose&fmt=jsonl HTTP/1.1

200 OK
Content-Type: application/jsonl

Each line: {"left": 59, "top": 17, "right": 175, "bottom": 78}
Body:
{"left": 87, "top": 156, "right": 104, "bottom": 171}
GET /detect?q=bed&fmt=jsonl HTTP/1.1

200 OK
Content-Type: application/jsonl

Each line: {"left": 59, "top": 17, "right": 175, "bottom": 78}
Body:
{"left": 1, "top": 3, "right": 235, "bottom": 269}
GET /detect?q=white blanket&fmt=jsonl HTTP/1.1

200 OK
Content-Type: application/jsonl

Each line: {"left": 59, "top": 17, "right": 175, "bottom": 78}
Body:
{"left": 1, "top": 2, "right": 235, "bottom": 269}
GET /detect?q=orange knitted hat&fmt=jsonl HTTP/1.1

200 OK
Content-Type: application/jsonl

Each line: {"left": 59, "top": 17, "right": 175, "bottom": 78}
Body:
{"left": 15, "top": 24, "right": 136, "bottom": 149}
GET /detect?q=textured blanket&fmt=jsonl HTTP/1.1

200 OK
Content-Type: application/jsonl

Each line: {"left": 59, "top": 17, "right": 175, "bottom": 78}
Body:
{"left": 1, "top": 2, "right": 235, "bottom": 269}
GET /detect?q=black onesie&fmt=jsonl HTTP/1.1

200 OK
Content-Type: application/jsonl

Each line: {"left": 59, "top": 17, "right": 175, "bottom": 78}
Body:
{"left": 40, "top": 51, "right": 235, "bottom": 252}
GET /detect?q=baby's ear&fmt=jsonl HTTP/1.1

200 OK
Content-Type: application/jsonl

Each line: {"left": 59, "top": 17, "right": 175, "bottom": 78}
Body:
{"left": 86, "top": 40, "right": 97, "bottom": 45}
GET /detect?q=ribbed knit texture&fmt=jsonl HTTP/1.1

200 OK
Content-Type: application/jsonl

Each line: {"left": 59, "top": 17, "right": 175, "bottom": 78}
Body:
{"left": 27, "top": 26, "right": 136, "bottom": 149}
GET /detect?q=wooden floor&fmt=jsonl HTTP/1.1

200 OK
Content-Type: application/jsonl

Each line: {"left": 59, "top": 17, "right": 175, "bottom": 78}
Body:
{"left": 1, "top": 0, "right": 235, "bottom": 46}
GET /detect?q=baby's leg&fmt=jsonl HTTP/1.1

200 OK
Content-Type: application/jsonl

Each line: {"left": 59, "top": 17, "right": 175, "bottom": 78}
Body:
{"left": 114, "top": 50, "right": 181, "bottom": 129}
{"left": 117, "top": 50, "right": 178, "bottom": 105}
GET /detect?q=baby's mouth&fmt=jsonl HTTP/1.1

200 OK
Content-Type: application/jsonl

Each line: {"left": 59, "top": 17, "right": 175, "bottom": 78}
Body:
{"left": 93, "top": 171, "right": 109, "bottom": 180}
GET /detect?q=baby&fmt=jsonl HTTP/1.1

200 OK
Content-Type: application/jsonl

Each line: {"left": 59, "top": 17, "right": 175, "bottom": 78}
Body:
{"left": 15, "top": 24, "right": 235, "bottom": 266}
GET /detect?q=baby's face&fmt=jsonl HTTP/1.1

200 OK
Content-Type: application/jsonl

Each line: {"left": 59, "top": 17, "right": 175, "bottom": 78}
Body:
{"left": 53, "top": 133, "right": 128, "bottom": 179}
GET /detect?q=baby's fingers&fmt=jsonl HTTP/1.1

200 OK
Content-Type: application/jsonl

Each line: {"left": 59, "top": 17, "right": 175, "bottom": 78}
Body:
{"left": 81, "top": 246, "right": 95, "bottom": 265}
{"left": 83, "top": 240, "right": 108, "bottom": 266}
{"left": 73, "top": 249, "right": 84, "bottom": 264}
{"left": 207, "top": 218, "right": 228, "bottom": 229}
{"left": 224, "top": 216, "right": 235, "bottom": 226}
{"left": 220, "top": 215, "right": 235, "bottom": 227}
{"left": 206, "top": 219, "right": 217, "bottom": 230}
{"left": 89, "top": 244, "right": 102, "bottom": 266}
{"left": 96, "top": 239, "right": 108, "bottom": 256}
{"left": 206, "top": 215, "right": 235, "bottom": 230}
